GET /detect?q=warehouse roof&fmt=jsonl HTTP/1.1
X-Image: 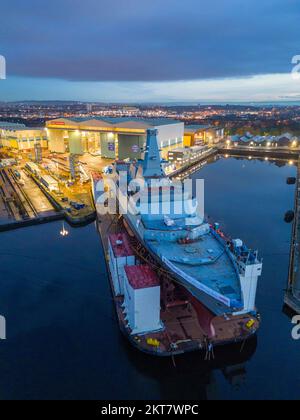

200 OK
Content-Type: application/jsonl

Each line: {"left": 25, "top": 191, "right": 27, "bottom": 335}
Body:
{"left": 184, "top": 124, "right": 212, "bottom": 133}
{"left": 9, "top": 127, "right": 45, "bottom": 132}
{"left": 47, "top": 117, "right": 181, "bottom": 129}
{"left": 0, "top": 122, "right": 26, "bottom": 129}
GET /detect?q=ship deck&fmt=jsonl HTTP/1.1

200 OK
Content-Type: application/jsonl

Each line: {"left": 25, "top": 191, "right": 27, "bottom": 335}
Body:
{"left": 146, "top": 232, "right": 242, "bottom": 306}
{"left": 114, "top": 293, "right": 256, "bottom": 356}
{"left": 97, "top": 213, "right": 259, "bottom": 357}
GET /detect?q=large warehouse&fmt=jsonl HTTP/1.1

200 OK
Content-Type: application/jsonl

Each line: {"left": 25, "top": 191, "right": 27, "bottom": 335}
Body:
{"left": 46, "top": 117, "right": 184, "bottom": 160}
{"left": 0, "top": 122, "right": 48, "bottom": 151}
{"left": 184, "top": 125, "right": 225, "bottom": 147}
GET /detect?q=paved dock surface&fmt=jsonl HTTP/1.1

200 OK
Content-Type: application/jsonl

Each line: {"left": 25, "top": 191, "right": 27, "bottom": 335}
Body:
{"left": 21, "top": 170, "right": 55, "bottom": 216}
{"left": 0, "top": 167, "right": 59, "bottom": 231}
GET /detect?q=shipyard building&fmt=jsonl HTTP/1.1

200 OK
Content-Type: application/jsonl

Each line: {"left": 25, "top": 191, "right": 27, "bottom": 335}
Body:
{"left": 0, "top": 122, "right": 48, "bottom": 151}
{"left": 0, "top": 119, "right": 224, "bottom": 161}
{"left": 184, "top": 125, "right": 224, "bottom": 147}
{"left": 46, "top": 118, "right": 184, "bottom": 160}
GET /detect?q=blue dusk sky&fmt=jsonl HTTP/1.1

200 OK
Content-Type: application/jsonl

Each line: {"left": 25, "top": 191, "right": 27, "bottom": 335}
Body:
{"left": 0, "top": 0, "right": 300, "bottom": 102}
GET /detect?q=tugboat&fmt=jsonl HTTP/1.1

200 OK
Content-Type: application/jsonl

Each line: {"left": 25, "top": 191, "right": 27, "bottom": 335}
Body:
{"left": 94, "top": 129, "right": 263, "bottom": 357}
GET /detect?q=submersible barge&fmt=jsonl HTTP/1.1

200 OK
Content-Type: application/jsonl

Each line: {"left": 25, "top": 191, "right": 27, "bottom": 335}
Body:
{"left": 93, "top": 130, "right": 262, "bottom": 357}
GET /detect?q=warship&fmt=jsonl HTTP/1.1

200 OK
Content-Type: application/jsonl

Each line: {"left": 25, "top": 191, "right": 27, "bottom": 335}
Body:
{"left": 93, "top": 129, "right": 262, "bottom": 356}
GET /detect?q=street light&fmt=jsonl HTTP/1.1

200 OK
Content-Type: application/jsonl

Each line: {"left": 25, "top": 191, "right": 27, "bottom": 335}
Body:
{"left": 60, "top": 222, "right": 69, "bottom": 237}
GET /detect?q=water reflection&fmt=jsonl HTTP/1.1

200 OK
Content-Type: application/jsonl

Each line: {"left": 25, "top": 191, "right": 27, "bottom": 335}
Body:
{"left": 124, "top": 336, "right": 257, "bottom": 400}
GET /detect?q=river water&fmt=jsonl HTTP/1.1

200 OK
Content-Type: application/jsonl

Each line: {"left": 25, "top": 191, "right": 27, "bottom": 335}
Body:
{"left": 0, "top": 156, "right": 299, "bottom": 400}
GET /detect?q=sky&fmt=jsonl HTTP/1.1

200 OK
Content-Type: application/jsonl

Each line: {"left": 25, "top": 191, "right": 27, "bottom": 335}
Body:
{"left": 0, "top": 0, "right": 300, "bottom": 102}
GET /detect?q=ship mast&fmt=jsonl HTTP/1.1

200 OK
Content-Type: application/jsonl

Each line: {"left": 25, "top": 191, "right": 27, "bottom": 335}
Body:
{"left": 142, "top": 129, "right": 165, "bottom": 179}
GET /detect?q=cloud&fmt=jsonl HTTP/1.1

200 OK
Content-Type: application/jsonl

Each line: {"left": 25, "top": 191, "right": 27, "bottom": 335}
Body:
{"left": 1, "top": 73, "right": 299, "bottom": 102}
{"left": 0, "top": 0, "right": 299, "bottom": 82}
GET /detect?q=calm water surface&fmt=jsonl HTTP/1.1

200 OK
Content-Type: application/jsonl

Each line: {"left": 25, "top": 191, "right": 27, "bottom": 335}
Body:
{"left": 0, "top": 156, "right": 299, "bottom": 400}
